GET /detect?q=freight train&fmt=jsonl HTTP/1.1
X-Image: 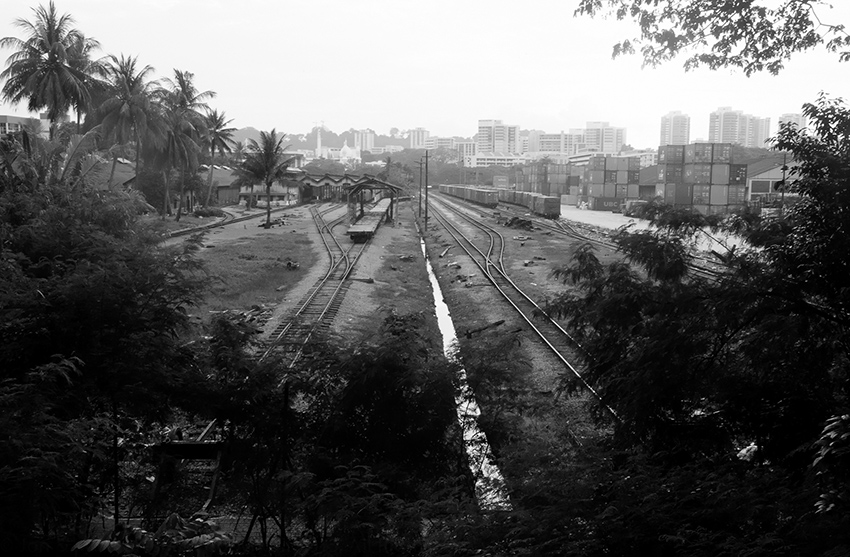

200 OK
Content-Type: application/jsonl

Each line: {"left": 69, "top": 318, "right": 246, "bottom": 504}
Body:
{"left": 438, "top": 184, "right": 561, "bottom": 219}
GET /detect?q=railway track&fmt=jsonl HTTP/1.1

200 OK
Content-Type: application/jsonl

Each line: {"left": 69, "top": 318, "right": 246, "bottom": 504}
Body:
{"left": 260, "top": 203, "right": 369, "bottom": 367}
{"left": 428, "top": 195, "right": 618, "bottom": 419}
{"left": 167, "top": 205, "right": 293, "bottom": 238}
{"left": 438, "top": 192, "right": 724, "bottom": 281}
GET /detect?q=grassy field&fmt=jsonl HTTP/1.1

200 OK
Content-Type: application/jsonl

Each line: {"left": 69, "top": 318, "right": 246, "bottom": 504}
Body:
{"left": 191, "top": 231, "right": 319, "bottom": 319}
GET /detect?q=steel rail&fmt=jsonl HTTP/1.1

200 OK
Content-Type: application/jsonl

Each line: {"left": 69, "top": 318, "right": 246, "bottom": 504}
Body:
{"left": 428, "top": 196, "right": 619, "bottom": 420}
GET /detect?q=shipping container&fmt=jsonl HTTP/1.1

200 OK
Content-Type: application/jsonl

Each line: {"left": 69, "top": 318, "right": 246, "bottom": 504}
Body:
{"left": 710, "top": 185, "right": 729, "bottom": 205}
{"left": 640, "top": 185, "right": 657, "bottom": 199}
{"left": 569, "top": 186, "right": 579, "bottom": 196}
{"left": 561, "top": 194, "right": 578, "bottom": 206}
{"left": 685, "top": 143, "right": 714, "bottom": 163}
{"left": 616, "top": 170, "right": 629, "bottom": 184}
{"left": 627, "top": 170, "right": 640, "bottom": 184}
{"left": 693, "top": 185, "right": 711, "bottom": 205}
{"left": 616, "top": 184, "right": 628, "bottom": 198}
{"left": 658, "top": 164, "right": 684, "bottom": 184}
{"left": 658, "top": 145, "right": 685, "bottom": 164}
{"left": 693, "top": 204, "right": 709, "bottom": 215}
{"left": 627, "top": 184, "right": 640, "bottom": 198}
{"left": 590, "top": 184, "right": 604, "bottom": 197}
{"left": 588, "top": 156, "right": 607, "bottom": 171}
{"left": 603, "top": 184, "right": 616, "bottom": 198}
{"left": 674, "top": 184, "right": 693, "bottom": 205}
{"left": 628, "top": 157, "right": 641, "bottom": 171}
{"left": 730, "top": 164, "right": 748, "bottom": 185}
{"left": 684, "top": 163, "right": 712, "bottom": 185}
{"left": 712, "top": 143, "right": 732, "bottom": 163}
{"left": 590, "top": 197, "right": 621, "bottom": 211}
{"left": 605, "top": 170, "right": 618, "bottom": 183}
{"left": 709, "top": 205, "right": 728, "bottom": 216}
{"left": 586, "top": 169, "right": 606, "bottom": 184}
{"left": 711, "top": 164, "right": 731, "bottom": 185}
{"left": 728, "top": 185, "right": 747, "bottom": 204}
{"left": 614, "top": 158, "right": 628, "bottom": 171}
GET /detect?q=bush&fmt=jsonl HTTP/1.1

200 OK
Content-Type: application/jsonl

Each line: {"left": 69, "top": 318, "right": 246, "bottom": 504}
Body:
{"left": 193, "top": 206, "right": 226, "bottom": 218}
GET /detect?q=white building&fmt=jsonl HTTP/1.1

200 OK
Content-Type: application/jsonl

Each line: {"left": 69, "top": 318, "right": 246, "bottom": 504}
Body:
{"left": 466, "top": 152, "right": 529, "bottom": 168}
{"left": 659, "top": 111, "right": 690, "bottom": 145}
{"left": 584, "top": 121, "right": 626, "bottom": 153}
{"left": 477, "top": 119, "right": 521, "bottom": 154}
{"left": 527, "top": 129, "right": 586, "bottom": 156}
{"left": 409, "top": 127, "right": 429, "bottom": 148}
{"left": 709, "top": 107, "right": 771, "bottom": 148}
{"left": 354, "top": 129, "right": 375, "bottom": 152}
{"left": 778, "top": 113, "right": 807, "bottom": 133}
{"left": 455, "top": 139, "right": 476, "bottom": 158}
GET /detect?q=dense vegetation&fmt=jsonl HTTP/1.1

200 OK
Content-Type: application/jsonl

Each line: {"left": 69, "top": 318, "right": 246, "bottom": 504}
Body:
{"left": 4, "top": 1, "right": 850, "bottom": 555}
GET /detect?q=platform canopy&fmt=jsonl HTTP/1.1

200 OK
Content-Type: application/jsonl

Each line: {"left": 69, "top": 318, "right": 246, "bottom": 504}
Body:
{"left": 342, "top": 175, "right": 405, "bottom": 198}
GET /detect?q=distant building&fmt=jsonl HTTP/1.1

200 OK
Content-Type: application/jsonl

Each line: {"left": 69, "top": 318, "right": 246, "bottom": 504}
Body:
{"left": 709, "top": 107, "right": 771, "bottom": 148}
{"left": 409, "top": 127, "right": 429, "bottom": 148}
{"left": 0, "top": 114, "right": 48, "bottom": 137}
{"left": 618, "top": 149, "right": 658, "bottom": 168}
{"left": 455, "top": 139, "right": 476, "bottom": 159}
{"left": 354, "top": 129, "right": 375, "bottom": 152}
{"left": 584, "top": 121, "right": 626, "bottom": 153}
{"left": 778, "top": 113, "right": 807, "bottom": 133}
{"left": 477, "top": 119, "right": 521, "bottom": 154}
{"left": 384, "top": 145, "right": 405, "bottom": 153}
{"left": 527, "top": 129, "right": 586, "bottom": 157}
{"left": 424, "top": 136, "right": 456, "bottom": 150}
{"left": 659, "top": 111, "right": 690, "bottom": 145}
{"left": 466, "top": 152, "right": 529, "bottom": 168}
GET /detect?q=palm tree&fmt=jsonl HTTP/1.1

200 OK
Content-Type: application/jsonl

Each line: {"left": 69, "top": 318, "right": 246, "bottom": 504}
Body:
{"left": 233, "top": 129, "right": 296, "bottom": 228}
{"left": 0, "top": 2, "right": 97, "bottom": 138}
{"left": 152, "top": 70, "right": 212, "bottom": 219}
{"left": 202, "top": 109, "right": 236, "bottom": 206}
{"left": 66, "top": 31, "right": 103, "bottom": 132}
{"left": 96, "top": 54, "right": 157, "bottom": 188}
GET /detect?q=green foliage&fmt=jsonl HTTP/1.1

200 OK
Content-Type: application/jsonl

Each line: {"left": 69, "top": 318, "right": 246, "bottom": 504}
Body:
{"left": 576, "top": 0, "right": 850, "bottom": 75}
{"left": 73, "top": 513, "right": 231, "bottom": 556}
{"left": 0, "top": 134, "right": 209, "bottom": 553}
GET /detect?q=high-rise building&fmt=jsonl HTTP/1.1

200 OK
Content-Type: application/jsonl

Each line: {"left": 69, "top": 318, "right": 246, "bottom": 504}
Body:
{"left": 659, "top": 111, "right": 690, "bottom": 145}
{"left": 409, "top": 127, "right": 429, "bottom": 149}
{"left": 709, "top": 107, "right": 770, "bottom": 147}
{"left": 527, "top": 129, "right": 586, "bottom": 155}
{"left": 477, "top": 119, "right": 521, "bottom": 154}
{"left": 353, "top": 129, "right": 375, "bottom": 152}
{"left": 584, "top": 121, "right": 626, "bottom": 153}
{"left": 778, "top": 113, "right": 807, "bottom": 132}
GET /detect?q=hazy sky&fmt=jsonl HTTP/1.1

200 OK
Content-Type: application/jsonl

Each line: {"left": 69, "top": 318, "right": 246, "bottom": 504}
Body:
{"left": 1, "top": 0, "right": 848, "bottom": 148}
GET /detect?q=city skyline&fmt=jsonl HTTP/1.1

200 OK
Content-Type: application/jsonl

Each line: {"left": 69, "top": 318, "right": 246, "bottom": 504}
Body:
{"left": 0, "top": 0, "right": 848, "bottom": 149}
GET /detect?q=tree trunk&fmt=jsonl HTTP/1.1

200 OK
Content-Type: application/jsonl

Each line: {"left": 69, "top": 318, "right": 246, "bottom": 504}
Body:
{"left": 162, "top": 169, "right": 170, "bottom": 220}
{"left": 265, "top": 181, "right": 272, "bottom": 228}
{"left": 175, "top": 164, "right": 185, "bottom": 221}
{"left": 205, "top": 146, "right": 216, "bottom": 206}
{"left": 108, "top": 154, "right": 118, "bottom": 191}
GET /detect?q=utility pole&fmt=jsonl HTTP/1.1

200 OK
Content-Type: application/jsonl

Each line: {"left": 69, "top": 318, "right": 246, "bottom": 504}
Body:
{"left": 424, "top": 150, "right": 429, "bottom": 227}
{"left": 414, "top": 159, "right": 424, "bottom": 218}
{"left": 780, "top": 151, "right": 787, "bottom": 216}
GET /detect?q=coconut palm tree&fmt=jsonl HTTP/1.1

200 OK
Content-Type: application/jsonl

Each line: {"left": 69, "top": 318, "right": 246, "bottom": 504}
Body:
{"left": 0, "top": 2, "right": 97, "bottom": 138}
{"left": 96, "top": 54, "right": 157, "bottom": 188}
{"left": 202, "top": 109, "right": 236, "bottom": 206}
{"left": 152, "top": 70, "right": 212, "bottom": 219}
{"left": 233, "top": 129, "right": 296, "bottom": 228}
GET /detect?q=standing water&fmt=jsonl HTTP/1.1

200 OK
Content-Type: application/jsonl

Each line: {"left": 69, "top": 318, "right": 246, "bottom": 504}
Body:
{"left": 420, "top": 237, "right": 511, "bottom": 510}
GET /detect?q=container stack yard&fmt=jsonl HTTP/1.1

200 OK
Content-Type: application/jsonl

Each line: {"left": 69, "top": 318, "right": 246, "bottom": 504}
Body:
{"left": 579, "top": 155, "right": 641, "bottom": 211}
{"left": 656, "top": 143, "right": 748, "bottom": 215}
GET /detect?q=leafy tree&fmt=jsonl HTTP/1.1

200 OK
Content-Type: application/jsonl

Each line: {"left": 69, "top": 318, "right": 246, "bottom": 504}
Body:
{"left": 0, "top": 2, "right": 99, "bottom": 138}
{"left": 232, "top": 129, "right": 296, "bottom": 228}
{"left": 0, "top": 131, "right": 209, "bottom": 551}
{"left": 576, "top": 0, "right": 850, "bottom": 75}
{"left": 303, "top": 157, "right": 346, "bottom": 175}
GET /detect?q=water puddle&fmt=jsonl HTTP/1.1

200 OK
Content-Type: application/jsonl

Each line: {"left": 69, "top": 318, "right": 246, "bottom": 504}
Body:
{"left": 420, "top": 237, "right": 511, "bottom": 510}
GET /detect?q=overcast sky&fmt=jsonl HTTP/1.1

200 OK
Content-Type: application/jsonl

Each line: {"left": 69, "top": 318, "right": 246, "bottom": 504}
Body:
{"left": 1, "top": 0, "right": 848, "bottom": 149}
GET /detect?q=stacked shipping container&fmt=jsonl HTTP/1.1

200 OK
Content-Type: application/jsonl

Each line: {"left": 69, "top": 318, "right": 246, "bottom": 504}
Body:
{"left": 655, "top": 143, "right": 748, "bottom": 214}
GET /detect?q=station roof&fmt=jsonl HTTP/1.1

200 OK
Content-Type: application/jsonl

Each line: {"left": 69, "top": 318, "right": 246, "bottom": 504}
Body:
{"left": 343, "top": 175, "right": 404, "bottom": 197}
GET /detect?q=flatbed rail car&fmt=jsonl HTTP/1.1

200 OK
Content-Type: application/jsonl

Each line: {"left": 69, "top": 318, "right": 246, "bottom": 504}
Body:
{"left": 347, "top": 197, "right": 392, "bottom": 242}
{"left": 496, "top": 188, "right": 561, "bottom": 218}
{"left": 438, "top": 184, "right": 499, "bottom": 208}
